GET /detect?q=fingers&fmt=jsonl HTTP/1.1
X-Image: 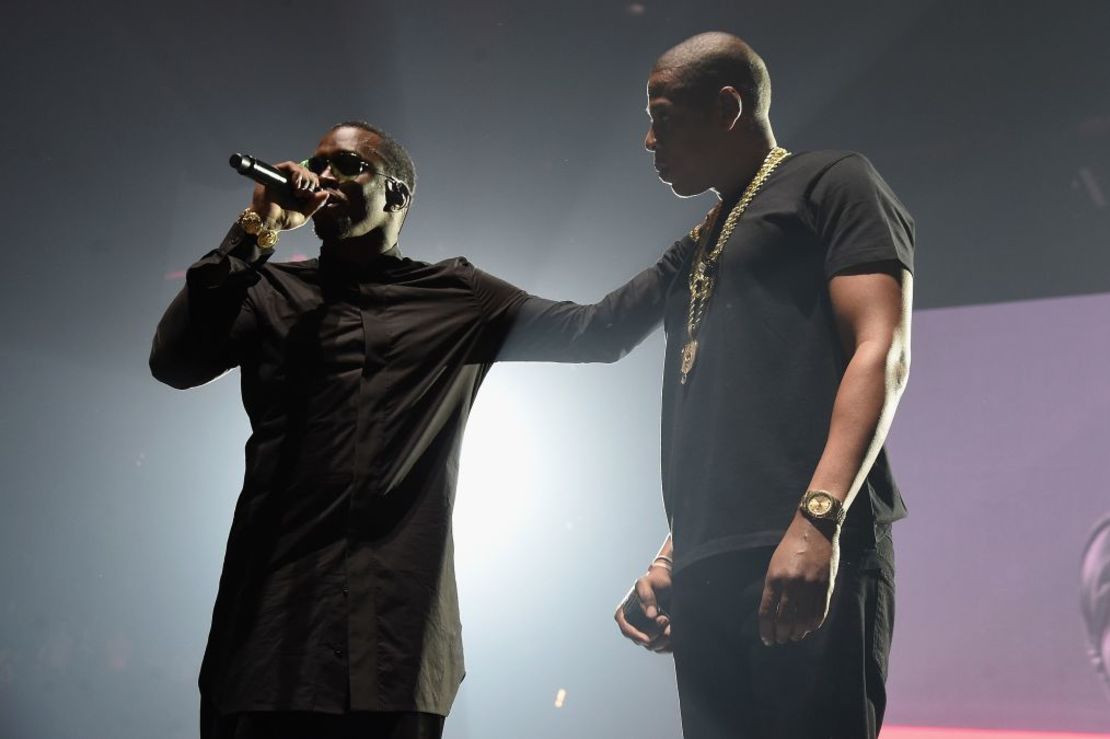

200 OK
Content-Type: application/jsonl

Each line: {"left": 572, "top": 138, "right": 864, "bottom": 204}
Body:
{"left": 635, "top": 577, "right": 659, "bottom": 620}
{"left": 292, "top": 169, "right": 322, "bottom": 198}
{"left": 647, "top": 616, "right": 672, "bottom": 653}
{"left": 761, "top": 577, "right": 809, "bottom": 645}
{"left": 303, "top": 189, "right": 330, "bottom": 218}
{"left": 758, "top": 579, "right": 778, "bottom": 646}
{"left": 760, "top": 579, "right": 832, "bottom": 646}
{"left": 293, "top": 172, "right": 322, "bottom": 197}
{"left": 275, "top": 160, "right": 322, "bottom": 197}
{"left": 614, "top": 592, "right": 654, "bottom": 647}
{"left": 616, "top": 578, "right": 675, "bottom": 654}
{"left": 774, "top": 590, "right": 797, "bottom": 644}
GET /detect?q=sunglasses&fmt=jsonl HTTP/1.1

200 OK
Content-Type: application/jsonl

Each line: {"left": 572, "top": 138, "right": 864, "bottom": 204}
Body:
{"left": 301, "top": 151, "right": 376, "bottom": 180}
{"left": 301, "top": 151, "right": 404, "bottom": 187}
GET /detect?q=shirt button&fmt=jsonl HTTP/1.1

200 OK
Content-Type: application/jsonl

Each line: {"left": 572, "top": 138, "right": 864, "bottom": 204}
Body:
{"left": 342, "top": 587, "right": 349, "bottom": 597}
{"left": 334, "top": 649, "right": 344, "bottom": 657}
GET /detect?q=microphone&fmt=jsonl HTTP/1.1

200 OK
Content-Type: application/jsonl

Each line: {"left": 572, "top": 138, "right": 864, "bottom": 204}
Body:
{"left": 229, "top": 153, "right": 319, "bottom": 193}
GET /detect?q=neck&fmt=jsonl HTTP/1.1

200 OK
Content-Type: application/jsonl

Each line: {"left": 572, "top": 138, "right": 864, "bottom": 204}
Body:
{"left": 320, "top": 229, "right": 398, "bottom": 267}
{"left": 714, "top": 126, "right": 778, "bottom": 203}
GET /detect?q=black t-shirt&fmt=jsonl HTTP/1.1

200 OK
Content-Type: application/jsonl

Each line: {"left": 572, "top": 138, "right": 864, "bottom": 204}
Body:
{"left": 660, "top": 151, "right": 915, "bottom": 571}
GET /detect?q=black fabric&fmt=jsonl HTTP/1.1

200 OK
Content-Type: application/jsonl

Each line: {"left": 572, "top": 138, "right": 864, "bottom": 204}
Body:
{"left": 201, "top": 700, "right": 445, "bottom": 739}
{"left": 151, "top": 227, "right": 691, "bottom": 717}
{"left": 660, "top": 151, "right": 915, "bottom": 570}
{"left": 670, "top": 536, "right": 896, "bottom": 739}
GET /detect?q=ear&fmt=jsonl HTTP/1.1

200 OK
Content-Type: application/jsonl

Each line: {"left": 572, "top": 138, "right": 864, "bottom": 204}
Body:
{"left": 385, "top": 180, "right": 411, "bottom": 212}
{"left": 718, "top": 86, "right": 743, "bottom": 131}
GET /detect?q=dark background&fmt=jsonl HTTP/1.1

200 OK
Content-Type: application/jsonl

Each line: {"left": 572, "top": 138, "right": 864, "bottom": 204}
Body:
{"left": 1, "top": 1, "right": 1109, "bottom": 737}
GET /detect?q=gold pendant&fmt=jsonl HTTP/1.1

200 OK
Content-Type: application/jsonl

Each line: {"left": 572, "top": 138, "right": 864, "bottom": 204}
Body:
{"left": 680, "top": 339, "right": 699, "bottom": 384}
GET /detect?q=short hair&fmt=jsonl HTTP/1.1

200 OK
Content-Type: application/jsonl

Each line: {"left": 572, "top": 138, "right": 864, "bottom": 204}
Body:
{"left": 331, "top": 120, "right": 416, "bottom": 196}
{"left": 654, "top": 32, "right": 772, "bottom": 120}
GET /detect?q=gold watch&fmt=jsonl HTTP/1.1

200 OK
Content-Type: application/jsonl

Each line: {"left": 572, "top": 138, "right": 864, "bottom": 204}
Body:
{"left": 799, "top": 489, "right": 845, "bottom": 526}
{"left": 237, "top": 209, "right": 279, "bottom": 249}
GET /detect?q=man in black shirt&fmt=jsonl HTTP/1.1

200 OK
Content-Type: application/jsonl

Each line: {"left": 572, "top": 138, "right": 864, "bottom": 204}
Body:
{"left": 613, "top": 33, "right": 914, "bottom": 738}
{"left": 150, "top": 121, "right": 689, "bottom": 739}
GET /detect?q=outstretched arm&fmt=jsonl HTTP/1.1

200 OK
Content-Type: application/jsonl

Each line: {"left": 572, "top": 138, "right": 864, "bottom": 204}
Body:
{"left": 477, "top": 237, "right": 693, "bottom": 364}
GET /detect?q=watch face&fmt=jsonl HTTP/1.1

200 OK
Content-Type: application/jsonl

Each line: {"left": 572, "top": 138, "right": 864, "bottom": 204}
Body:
{"left": 806, "top": 493, "right": 834, "bottom": 517}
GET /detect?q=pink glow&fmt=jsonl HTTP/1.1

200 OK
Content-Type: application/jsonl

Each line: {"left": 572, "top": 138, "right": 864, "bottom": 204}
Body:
{"left": 885, "top": 727, "right": 1110, "bottom": 739}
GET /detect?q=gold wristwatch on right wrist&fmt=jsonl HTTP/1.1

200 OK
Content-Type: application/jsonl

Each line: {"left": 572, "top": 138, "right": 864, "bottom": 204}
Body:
{"left": 237, "top": 209, "right": 279, "bottom": 249}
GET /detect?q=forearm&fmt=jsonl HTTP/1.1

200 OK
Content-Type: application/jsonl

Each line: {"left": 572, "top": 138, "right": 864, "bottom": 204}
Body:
{"left": 806, "top": 337, "right": 909, "bottom": 510}
{"left": 149, "top": 289, "right": 232, "bottom": 388}
{"left": 149, "top": 223, "right": 267, "bottom": 388}
{"left": 498, "top": 291, "right": 662, "bottom": 363}
{"left": 497, "top": 239, "right": 692, "bottom": 363}
{"left": 656, "top": 533, "right": 673, "bottom": 560}
{"left": 645, "top": 533, "right": 674, "bottom": 572}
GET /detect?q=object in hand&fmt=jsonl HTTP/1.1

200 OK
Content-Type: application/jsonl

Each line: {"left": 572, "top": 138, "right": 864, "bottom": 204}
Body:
{"left": 229, "top": 153, "right": 317, "bottom": 195}
{"left": 622, "top": 590, "right": 666, "bottom": 636}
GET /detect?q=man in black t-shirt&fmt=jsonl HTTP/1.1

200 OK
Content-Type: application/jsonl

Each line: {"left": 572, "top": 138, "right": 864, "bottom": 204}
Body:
{"left": 613, "top": 33, "right": 914, "bottom": 738}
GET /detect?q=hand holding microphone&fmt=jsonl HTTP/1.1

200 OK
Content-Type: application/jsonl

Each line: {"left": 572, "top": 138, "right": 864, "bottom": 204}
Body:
{"left": 229, "top": 154, "right": 330, "bottom": 233}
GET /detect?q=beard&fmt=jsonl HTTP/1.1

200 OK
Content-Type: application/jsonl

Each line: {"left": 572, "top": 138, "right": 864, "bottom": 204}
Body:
{"left": 312, "top": 210, "right": 354, "bottom": 241}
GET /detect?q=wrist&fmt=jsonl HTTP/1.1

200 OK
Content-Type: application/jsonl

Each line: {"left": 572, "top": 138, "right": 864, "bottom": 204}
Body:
{"left": 792, "top": 509, "right": 841, "bottom": 542}
{"left": 649, "top": 554, "right": 673, "bottom": 573}
{"left": 798, "top": 488, "right": 846, "bottom": 526}
{"left": 238, "top": 208, "right": 280, "bottom": 249}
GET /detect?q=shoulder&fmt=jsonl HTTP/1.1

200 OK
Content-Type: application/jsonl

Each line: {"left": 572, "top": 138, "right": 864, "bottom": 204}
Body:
{"left": 376, "top": 255, "right": 481, "bottom": 293}
{"left": 392, "top": 255, "right": 499, "bottom": 294}
{"left": 251, "top": 258, "right": 318, "bottom": 291}
{"left": 264, "top": 258, "right": 319, "bottom": 276}
{"left": 437, "top": 256, "right": 524, "bottom": 294}
{"left": 795, "top": 150, "right": 910, "bottom": 218}
{"left": 434, "top": 256, "right": 475, "bottom": 271}
{"left": 781, "top": 150, "right": 880, "bottom": 190}
{"left": 427, "top": 256, "right": 478, "bottom": 283}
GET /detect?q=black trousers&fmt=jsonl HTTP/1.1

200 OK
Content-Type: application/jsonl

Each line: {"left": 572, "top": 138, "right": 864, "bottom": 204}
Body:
{"left": 201, "top": 700, "right": 445, "bottom": 739}
{"left": 670, "top": 535, "right": 895, "bottom": 739}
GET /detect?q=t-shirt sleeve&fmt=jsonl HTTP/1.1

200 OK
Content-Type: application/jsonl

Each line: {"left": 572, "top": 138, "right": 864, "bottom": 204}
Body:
{"left": 807, "top": 153, "right": 915, "bottom": 278}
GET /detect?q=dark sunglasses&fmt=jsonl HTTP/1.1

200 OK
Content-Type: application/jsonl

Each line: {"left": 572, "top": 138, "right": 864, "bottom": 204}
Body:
{"left": 301, "top": 151, "right": 403, "bottom": 185}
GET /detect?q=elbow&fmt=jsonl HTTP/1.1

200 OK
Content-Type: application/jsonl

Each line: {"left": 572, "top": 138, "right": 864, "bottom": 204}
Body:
{"left": 854, "top": 335, "right": 909, "bottom": 396}
{"left": 574, "top": 325, "right": 634, "bottom": 364}
{"left": 599, "top": 346, "right": 630, "bottom": 364}
{"left": 889, "top": 355, "right": 910, "bottom": 395}
{"left": 885, "top": 337, "right": 910, "bottom": 395}
{"left": 593, "top": 334, "right": 634, "bottom": 364}
{"left": 149, "top": 347, "right": 196, "bottom": 390}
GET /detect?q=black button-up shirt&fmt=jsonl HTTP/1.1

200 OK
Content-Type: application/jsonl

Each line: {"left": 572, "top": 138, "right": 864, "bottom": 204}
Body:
{"left": 150, "top": 225, "right": 689, "bottom": 716}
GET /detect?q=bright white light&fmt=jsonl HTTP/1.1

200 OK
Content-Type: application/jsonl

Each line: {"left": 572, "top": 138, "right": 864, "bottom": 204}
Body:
{"left": 454, "top": 365, "right": 545, "bottom": 570}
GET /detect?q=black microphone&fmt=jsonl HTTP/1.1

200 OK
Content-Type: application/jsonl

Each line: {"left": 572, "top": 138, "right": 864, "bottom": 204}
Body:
{"left": 229, "top": 153, "right": 319, "bottom": 193}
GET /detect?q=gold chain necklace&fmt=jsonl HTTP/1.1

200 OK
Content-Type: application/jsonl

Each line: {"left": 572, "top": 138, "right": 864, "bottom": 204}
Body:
{"left": 679, "top": 146, "right": 791, "bottom": 385}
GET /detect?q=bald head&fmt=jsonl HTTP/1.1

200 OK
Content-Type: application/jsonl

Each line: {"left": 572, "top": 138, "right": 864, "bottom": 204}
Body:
{"left": 652, "top": 32, "right": 771, "bottom": 121}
